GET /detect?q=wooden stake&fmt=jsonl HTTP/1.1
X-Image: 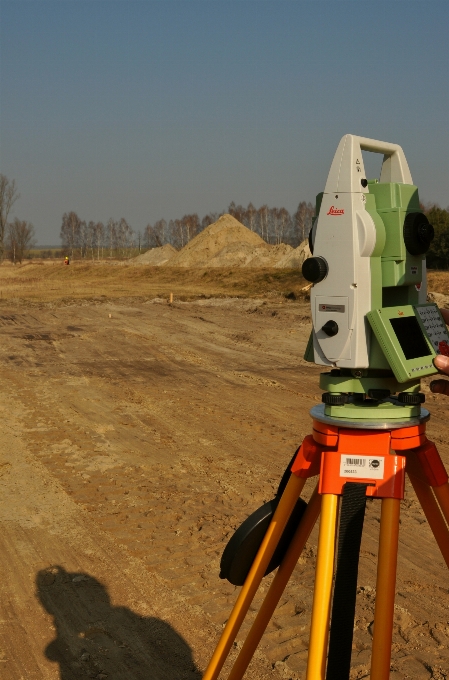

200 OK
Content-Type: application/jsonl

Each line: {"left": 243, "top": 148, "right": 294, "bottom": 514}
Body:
{"left": 169, "top": 292, "right": 173, "bottom": 304}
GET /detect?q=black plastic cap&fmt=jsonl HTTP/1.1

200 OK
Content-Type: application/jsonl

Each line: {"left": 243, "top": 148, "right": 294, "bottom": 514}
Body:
{"left": 302, "top": 256, "right": 328, "bottom": 283}
{"left": 322, "top": 320, "right": 339, "bottom": 337}
{"left": 361, "top": 178, "right": 368, "bottom": 188}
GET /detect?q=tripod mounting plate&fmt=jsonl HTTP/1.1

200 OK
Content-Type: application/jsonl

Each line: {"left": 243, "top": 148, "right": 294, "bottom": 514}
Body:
{"left": 319, "top": 371, "right": 419, "bottom": 395}
{"left": 311, "top": 403, "right": 430, "bottom": 430}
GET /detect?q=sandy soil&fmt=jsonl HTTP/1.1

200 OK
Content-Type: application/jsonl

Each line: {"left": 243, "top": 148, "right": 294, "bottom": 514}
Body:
{"left": 0, "top": 296, "right": 448, "bottom": 679}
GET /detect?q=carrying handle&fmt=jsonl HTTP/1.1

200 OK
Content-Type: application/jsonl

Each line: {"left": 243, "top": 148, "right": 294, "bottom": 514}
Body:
{"left": 356, "top": 136, "right": 413, "bottom": 185}
{"left": 324, "top": 134, "right": 413, "bottom": 193}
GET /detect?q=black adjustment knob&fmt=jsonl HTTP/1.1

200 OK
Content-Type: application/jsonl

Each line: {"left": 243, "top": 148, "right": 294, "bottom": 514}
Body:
{"left": 403, "top": 213, "right": 434, "bottom": 256}
{"left": 361, "top": 178, "right": 368, "bottom": 188}
{"left": 368, "top": 389, "right": 391, "bottom": 400}
{"left": 322, "top": 320, "right": 338, "bottom": 336}
{"left": 398, "top": 392, "right": 425, "bottom": 405}
{"left": 322, "top": 393, "right": 348, "bottom": 405}
{"left": 302, "top": 256, "right": 328, "bottom": 283}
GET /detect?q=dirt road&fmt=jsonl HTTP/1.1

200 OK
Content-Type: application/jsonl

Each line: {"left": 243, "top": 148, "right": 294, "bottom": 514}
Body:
{"left": 0, "top": 297, "right": 448, "bottom": 679}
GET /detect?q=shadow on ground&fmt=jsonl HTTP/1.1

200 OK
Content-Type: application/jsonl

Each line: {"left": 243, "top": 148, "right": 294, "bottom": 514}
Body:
{"left": 36, "top": 566, "right": 201, "bottom": 680}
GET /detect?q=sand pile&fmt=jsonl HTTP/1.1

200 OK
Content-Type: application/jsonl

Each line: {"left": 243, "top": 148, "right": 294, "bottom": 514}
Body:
{"left": 208, "top": 241, "right": 294, "bottom": 267}
{"left": 131, "top": 215, "right": 312, "bottom": 269}
{"left": 164, "top": 214, "right": 310, "bottom": 268}
{"left": 165, "top": 214, "right": 265, "bottom": 268}
{"left": 273, "top": 239, "right": 311, "bottom": 268}
{"left": 132, "top": 243, "right": 177, "bottom": 266}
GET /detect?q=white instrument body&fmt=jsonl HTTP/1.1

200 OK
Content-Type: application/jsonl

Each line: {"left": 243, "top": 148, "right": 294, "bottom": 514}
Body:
{"left": 311, "top": 134, "right": 413, "bottom": 368}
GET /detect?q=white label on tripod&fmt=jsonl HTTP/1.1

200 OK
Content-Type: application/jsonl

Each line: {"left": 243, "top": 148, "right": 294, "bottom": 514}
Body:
{"left": 340, "top": 455, "right": 385, "bottom": 479}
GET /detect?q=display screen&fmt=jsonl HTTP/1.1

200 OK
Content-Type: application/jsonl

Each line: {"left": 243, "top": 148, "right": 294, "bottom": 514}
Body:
{"left": 390, "top": 316, "right": 431, "bottom": 360}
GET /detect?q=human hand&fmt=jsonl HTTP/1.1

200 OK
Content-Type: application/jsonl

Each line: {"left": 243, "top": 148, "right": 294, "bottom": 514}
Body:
{"left": 430, "top": 308, "right": 449, "bottom": 396}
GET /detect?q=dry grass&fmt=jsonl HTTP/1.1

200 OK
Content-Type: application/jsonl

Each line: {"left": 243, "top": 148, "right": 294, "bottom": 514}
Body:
{"left": 0, "top": 260, "right": 446, "bottom": 305}
{"left": 0, "top": 261, "right": 308, "bottom": 304}
{"left": 427, "top": 270, "right": 449, "bottom": 295}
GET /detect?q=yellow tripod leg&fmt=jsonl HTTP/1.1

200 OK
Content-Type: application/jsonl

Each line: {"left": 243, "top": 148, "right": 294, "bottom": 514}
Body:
{"left": 371, "top": 498, "right": 400, "bottom": 680}
{"left": 306, "top": 493, "right": 339, "bottom": 680}
{"left": 433, "top": 481, "right": 449, "bottom": 529}
{"left": 202, "top": 474, "right": 306, "bottom": 680}
{"left": 227, "top": 485, "right": 321, "bottom": 680}
{"left": 408, "top": 475, "right": 449, "bottom": 570}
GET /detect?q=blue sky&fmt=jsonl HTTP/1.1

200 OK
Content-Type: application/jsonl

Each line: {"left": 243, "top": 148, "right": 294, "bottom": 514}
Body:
{"left": 1, "top": 0, "right": 448, "bottom": 244}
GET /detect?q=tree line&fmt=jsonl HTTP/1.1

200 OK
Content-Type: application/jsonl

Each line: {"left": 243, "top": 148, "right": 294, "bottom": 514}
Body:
{"left": 58, "top": 202, "right": 449, "bottom": 267}
{"left": 145, "top": 201, "right": 315, "bottom": 250}
{"left": 1, "top": 172, "right": 448, "bottom": 267}
{"left": 59, "top": 201, "right": 316, "bottom": 259}
{"left": 0, "top": 175, "right": 35, "bottom": 263}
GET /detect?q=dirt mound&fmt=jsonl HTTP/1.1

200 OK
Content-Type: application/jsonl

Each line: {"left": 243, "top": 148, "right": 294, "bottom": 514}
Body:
{"left": 273, "top": 239, "right": 311, "bottom": 268}
{"left": 164, "top": 214, "right": 310, "bottom": 269}
{"left": 198, "top": 242, "right": 298, "bottom": 268}
{"left": 165, "top": 214, "right": 266, "bottom": 268}
{"left": 132, "top": 244, "right": 177, "bottom": 265}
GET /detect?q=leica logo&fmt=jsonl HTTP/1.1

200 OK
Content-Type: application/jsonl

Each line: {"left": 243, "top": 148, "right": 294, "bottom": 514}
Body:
{"left": 327, "top": 206, "right": 344, "bottom": 215}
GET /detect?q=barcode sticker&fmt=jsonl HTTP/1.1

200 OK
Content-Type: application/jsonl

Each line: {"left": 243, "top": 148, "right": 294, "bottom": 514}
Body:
{"left": 340, "top": 454, "right": 385, "bottom": 479}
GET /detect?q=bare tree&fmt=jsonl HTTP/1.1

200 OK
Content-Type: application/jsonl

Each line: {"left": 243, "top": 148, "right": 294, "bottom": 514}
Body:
{"left": 6, "top": 218, "right": 35, "bottom": 264}
{"left": 153, "top": 219, "right": 167, "bottom": 247}
{"left": 293, "top": 201, "right": 315, "bottom": 244}
{"left": 272, "top": 207, "right": 291, "bottom": 245}
{"left": 258, "top": 205, "right": 269, "bottom": 242}
{"left": 0, "top": 175, "right": 20, "bottom": 262}
{"left": 228, "top": 202, "right": 247, "bottom": 225}
{"left": 93, "top": 221, "right": 104, "bottom": 260}
{"left": 60, "top": 212, "right": 82, "bottom": 259}
{"left": 106, "top": 218, "right": 117, "bottom": 257}
{"left": 181, "top": 214, "right": 200, "bottom": 243}
{"left": 201, "top": 213, "right": 218, "bottom": 232}
{"left": 246, "top": 203, "right": 256, "bottom": 231}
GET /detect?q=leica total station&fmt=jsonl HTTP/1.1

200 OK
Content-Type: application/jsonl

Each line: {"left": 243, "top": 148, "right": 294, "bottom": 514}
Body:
{"left": 203, "top": 135, "right": 449, "bottom": 680}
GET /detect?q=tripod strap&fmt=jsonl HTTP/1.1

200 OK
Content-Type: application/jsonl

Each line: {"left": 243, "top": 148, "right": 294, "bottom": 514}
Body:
{"left": 325, "top": 482, "right": 369, "bottom": 680}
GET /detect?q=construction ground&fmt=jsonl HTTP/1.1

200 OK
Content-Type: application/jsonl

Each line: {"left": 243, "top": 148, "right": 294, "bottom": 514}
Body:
{"left": 1, "top": 218, "right": 449, "bottom": 680}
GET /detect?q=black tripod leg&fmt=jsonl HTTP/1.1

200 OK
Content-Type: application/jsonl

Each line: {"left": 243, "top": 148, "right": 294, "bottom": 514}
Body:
{"left": 326, "top": 482, "right": 369, "bottom": 680}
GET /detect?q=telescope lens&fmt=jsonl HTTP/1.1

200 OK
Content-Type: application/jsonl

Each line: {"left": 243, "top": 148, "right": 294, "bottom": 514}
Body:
{"left": 404, "top": 212, "right": 434, "bottom": 256}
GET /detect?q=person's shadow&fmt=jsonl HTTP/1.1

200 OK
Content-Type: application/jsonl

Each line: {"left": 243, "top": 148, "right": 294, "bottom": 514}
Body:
{"left": 36, "top": 566, "right": 202, "bottom": 680}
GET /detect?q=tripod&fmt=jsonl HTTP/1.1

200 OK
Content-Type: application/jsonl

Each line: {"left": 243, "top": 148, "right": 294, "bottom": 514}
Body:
{"left": 202, "top": 404, "right": 449, "bottom": 680}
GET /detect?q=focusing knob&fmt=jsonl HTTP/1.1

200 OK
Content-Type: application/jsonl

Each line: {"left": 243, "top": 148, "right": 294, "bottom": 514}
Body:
{"left": 322, "top": 320, "right": 338, "bottom": 336}
{"left": 302, "top": 256, "right": 328, "bottom": 283}
{"left": 403, "top": 213, "right": 434, "bottom": 256}
{"left": 398, "top": 392, "right": 425, "bottom": 405}
{"left": 322, "top": 393, "right": 348, "bottom": 405}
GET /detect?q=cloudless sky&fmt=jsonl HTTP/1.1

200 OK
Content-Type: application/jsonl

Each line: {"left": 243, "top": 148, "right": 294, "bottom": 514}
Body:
{"left": 1, "top": 0, "right": 448, "bottom": 244}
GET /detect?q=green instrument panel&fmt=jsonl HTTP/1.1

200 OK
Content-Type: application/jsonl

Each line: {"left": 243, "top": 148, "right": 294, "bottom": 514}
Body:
{"left": 367, "top": 303, "right": 449, "bottom": 383}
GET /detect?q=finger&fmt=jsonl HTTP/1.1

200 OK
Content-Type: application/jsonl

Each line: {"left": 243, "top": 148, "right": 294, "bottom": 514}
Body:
{"left": 434, "top": 355, "right": 449, "bottom": 375}
{"left": 440, "top": 308, "right": 449, "bottom": 325}
{"left": 430, "top": 379, "right": 449, "bottom": 396}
